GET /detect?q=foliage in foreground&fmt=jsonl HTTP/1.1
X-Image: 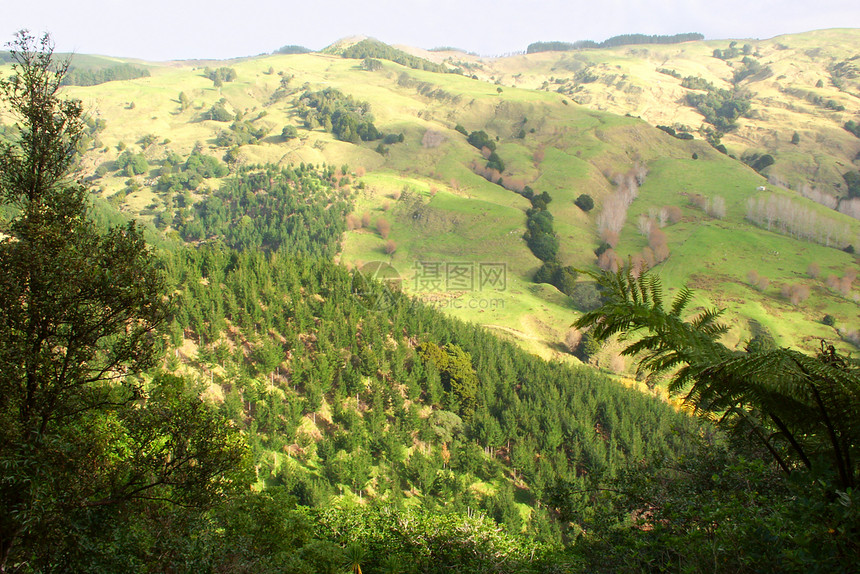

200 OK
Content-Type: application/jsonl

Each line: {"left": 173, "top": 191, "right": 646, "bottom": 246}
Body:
{"left": 570, "top": 266, "right": 859, "bottom": 571}
{"left": 0, "top": 31, "right": 246, "bottom": 572}
{"left": 575, "top": 266, "right": 860, "bottom": 489}
{"left": 569, "top": 434, "right": 859, "bottom": 573}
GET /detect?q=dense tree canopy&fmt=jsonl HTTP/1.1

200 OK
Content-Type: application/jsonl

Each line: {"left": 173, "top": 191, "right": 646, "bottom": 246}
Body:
{"left": 0, "top": 31, "right": 246, "bottom": 570}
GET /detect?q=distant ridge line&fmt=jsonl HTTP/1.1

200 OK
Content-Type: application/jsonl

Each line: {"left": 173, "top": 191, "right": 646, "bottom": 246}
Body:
{"left": 526, "top": 33, "right": 705, "bottom": 54}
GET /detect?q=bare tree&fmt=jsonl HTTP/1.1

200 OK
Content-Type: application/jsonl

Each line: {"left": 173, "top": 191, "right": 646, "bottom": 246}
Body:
{"left": 637, "top": 214, "right": 654, "bottom": 237}
{"left": 564, "top": 328, "right": 583, "bottom": 353}
{"left": 782, "top": 283, "right": 811, "bottom": 305}
{"left": 597, "top": 249, "right": 620, "bottom": 272}
{"left": 600, "top": 229, "right": 619, "bottom": 248}
{"left": 800, "top": 184, "right": 838, "bottom": 210}
{"left": 838, "top": 198, "right": 860, "bottom": 220}
{"left": 746, "top": 196, "right": 853, "bottom": 248}
{"left": 665, "top": 205, "right": 683, "bottom": 224}
{"left": 709, "top": 196, "right": 726, "bottom": 219}
{"left": 377, "top": 217, "right": 391, "bottom": 239}
{"left": 421, "top": 129, "right": 445, "bottom": 149}
{"left": 649, "top": 228, "right": 669, "bottom": 262}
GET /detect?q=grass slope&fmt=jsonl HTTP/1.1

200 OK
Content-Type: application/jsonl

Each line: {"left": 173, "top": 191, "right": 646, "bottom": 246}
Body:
{"left": 3, "top": 33, "right": 856, "bottom": 359}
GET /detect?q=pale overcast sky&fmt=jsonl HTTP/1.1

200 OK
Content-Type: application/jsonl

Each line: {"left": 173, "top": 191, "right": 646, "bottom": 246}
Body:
{"left": 3, "top": 0, "right": 859, "bottom": 61}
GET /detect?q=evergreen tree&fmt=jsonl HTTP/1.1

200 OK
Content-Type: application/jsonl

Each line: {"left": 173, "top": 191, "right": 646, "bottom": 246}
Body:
{"left": 0, "top": 32, "right": 246, "bottom": 569}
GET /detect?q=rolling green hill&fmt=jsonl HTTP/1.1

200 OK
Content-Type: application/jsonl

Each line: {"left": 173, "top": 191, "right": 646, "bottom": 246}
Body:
{"left": 2, "top": 31, "right": 859, "bottom": 573}
{"left": 4, "top": 31, "right": 856, "bottom": 361}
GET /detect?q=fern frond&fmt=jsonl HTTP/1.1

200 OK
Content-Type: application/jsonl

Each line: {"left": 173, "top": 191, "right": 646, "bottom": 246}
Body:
{"left": 669, "top": 286, "right": 692, "bottom": 317}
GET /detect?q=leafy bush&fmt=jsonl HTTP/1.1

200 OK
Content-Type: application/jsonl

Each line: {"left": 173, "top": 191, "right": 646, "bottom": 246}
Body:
{"left": 575, "top": 194, "right": 594, "bottom": 212}
{"left": 742, "top": 152, "right": 776, "bottom": 173}
{"left": 204, "top": 102, "right": 234, "bottom": 122}
{"left": 467, "top": 130, "right": 496, "bottom": 152}
{"left": 115, "top": 150, "right": 149, "bottom": 176}
{"left": 204, "top": 67, "right": 237, "bottom": 84}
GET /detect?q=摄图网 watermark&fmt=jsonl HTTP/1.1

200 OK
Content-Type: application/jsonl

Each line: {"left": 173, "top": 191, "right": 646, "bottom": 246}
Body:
{"left": 352, "top": 261, "right": 507, "bottom": 311}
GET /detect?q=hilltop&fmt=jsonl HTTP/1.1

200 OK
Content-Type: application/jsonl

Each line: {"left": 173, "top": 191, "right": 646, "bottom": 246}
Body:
{"left": 485, "top": 29, "right": 860, "bottom": 198}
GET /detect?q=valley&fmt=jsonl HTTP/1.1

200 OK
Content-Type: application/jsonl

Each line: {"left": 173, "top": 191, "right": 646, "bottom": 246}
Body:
{"left": 0, "top": 29, "right": 858, "bottom": 572}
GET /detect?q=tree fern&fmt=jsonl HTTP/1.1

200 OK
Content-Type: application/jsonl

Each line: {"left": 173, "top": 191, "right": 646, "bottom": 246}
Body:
{"left": 576, "top": 267, "right": 860, "bottom": 488}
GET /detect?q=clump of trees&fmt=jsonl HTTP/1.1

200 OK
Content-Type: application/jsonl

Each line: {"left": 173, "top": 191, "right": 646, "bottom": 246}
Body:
{"left": 742, "top": 151, "right": 776, "bottom": 173}
{"left": 361, "top": 57, "right": 383, "bottom": 71}
{"left": 656, "top": 124, "right": 694, "bottom": 140}
{"left": 466, "top": 129, "right": 496, "bottom": 152}
{"left": 61, "top": 63, "right": 150, "bottom": 86}
{"left": 204, "top": 100, "right": 234, "bottom": 122}
{"left": 747, "top": 269, "right": 771, "bottom": 292}
{"left": 712, "top": 41, "right": 753, "bottom": 60}
{"left": 523, "top": 190, "right": 559, "bottom": 262}
{"left": 204, "top": 66, "right": 237, "bottom": 85}
{"left": 682, "top": 77, "right": 752, "bottom": 131}
{"left": 534, "top": 262, "right": 578, "bottom": 295}
{"left": 843, "top": 170, "right": 860, "bottom": 198}
{"left": 273, "top": 44, "right": 311, "bottom": 54}
{"left": 155, "top": 149, "right": 228, "bottom": 192}
{"left": 340, "top": 39, "right": 449, "bottom": 73}
{"left": 216, "top": 119, "right": 271, "bottom": 147}
{"left": 421, "top": 129, "right": 445, "bottom": 148}
{"left": 526, "top": 33, "right": 703, "bottom": 53}
{"left": 296, "top": 88, "right": 388, "bottom": 144}
{"left": 178, "top": 164, "right": 350, "bottom": 256}
{"left": 596, "top": 164, "right": 646, "bottom": 248}
{"left": 785, "top": 87, "right": 846, "bottom": 111}
{"left": 781, "top": 283, "right": 811, "bottom": 305}
{"left": 115, "top": 149, "right": 149, "bottom": 176}
{"left": 281, "top": 124, "right": 298, "bottom": 140}
{"left": 732, "top": 55, "right": 771, "bottom": 84}
{"left": 689, "top": 193, "right": 727, "bottom": 218}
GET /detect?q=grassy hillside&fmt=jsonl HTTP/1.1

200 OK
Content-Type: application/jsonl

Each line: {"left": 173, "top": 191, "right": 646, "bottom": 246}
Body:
{"left": 2, "top": 32, "right": 859, "bottom": 573}
{"left": 5, "top": 32, "right": 855, "bottom": 361}
{"left": 490, "top": 29, "right": 860, "bottom": 197}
